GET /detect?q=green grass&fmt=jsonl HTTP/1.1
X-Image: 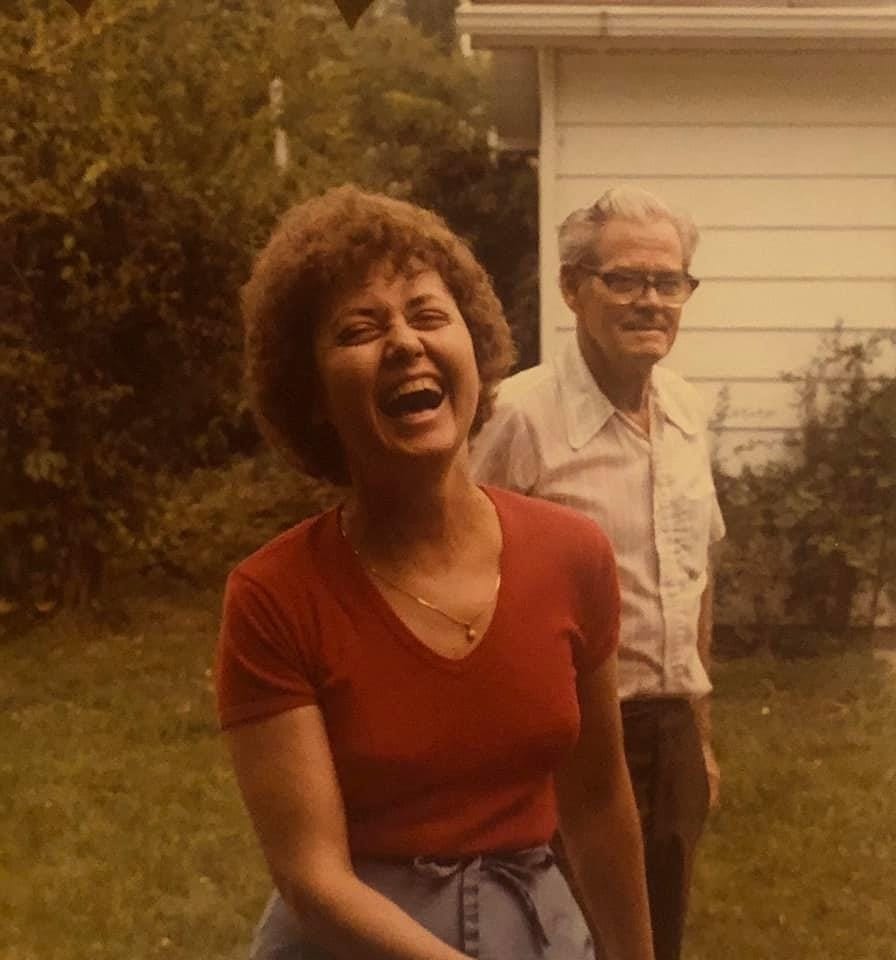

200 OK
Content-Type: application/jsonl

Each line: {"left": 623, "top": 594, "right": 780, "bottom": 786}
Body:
{"left": 2, "top": 588, "right": 895, "bottom": 959}
{"left": 687, "top": 654, "right": 896, "bottom": 960}
{"left": 0, "top": 587, "right": 269, "bottom": 960}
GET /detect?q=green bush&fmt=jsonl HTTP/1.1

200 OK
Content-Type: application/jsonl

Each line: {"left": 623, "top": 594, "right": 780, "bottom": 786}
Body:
{"left": 0, "top": 0, "right": 538, "bottom": 613}
{"left": 713, "top": 329, "right": 896, "bottom": 658}
{"left": 0, "top": 168, "right": 247, "bottom": 611}
{"left": 138, "top": 454, "right": 338, "bottom": 587}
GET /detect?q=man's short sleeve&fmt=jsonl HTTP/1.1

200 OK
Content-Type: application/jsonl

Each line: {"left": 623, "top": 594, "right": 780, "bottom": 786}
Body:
{"left": 470, "top": 403, "right": 540, "bottom": 493}
{"left": 689, "top": 377, "right": 726, "bottom": 547}
{"left": 709, "top": 492, "right": 726, "bottom": 545}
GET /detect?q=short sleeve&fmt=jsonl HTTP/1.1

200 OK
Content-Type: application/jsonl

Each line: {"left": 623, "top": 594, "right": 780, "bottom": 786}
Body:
{"left": 690, "top": 380, "right": 726, "bottom": 546}
{"left": 704, "top": 427, "right": 726, "bottom": 546}
{"left": 571, "top": 524, "right": 621, "bottom": 676}
{"left": 470, "top": 402, "right": 540, "bottom": 494}
{"left": 709, "top": 492, "right": 726, "bottom": 544}
{"left": 215, "top": 569, "right": 319, "bottom": 730}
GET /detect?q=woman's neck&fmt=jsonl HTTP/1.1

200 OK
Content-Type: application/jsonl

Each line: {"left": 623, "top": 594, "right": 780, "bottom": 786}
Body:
{"left": 342, "top": 460, "right": 494, "bottom": 572}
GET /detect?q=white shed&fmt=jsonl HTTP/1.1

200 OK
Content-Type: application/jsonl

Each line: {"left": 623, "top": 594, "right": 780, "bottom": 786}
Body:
{"left": 457, "top": 2, "right": 896, "bottom": 468}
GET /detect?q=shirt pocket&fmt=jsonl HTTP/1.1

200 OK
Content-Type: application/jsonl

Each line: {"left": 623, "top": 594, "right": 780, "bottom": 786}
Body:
{"left": 673, "top": 482, "right": 715, "bottom": 583}
{"left": 660, "top": 426, "right": 716, "bottom": 584}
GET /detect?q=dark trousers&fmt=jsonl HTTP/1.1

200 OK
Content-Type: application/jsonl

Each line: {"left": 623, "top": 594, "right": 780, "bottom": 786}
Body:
{"left": 621, "top": 697, "right": 709, "bottom": 960}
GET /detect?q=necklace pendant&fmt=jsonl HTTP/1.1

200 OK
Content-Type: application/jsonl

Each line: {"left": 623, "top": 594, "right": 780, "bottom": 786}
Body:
{"left": 465, "top": 626, "right": 477, "bottom": 643}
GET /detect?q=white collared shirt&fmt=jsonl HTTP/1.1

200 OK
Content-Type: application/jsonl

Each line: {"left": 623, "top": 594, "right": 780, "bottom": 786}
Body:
{"left": 471, "top": 336, "right": 725, "bottom": 700}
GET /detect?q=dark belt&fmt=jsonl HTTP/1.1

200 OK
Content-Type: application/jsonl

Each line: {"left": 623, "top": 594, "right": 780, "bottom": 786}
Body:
{"left": 621, "top": 696, "right": 691, "bottom": 719}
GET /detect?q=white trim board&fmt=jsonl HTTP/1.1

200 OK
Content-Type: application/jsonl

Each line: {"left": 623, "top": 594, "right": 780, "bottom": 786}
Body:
{"left": 457, "top": 4, "right": 896, "bottom": 47}
{"left": 537, "top": 48, "right": 560, "bottom": 360}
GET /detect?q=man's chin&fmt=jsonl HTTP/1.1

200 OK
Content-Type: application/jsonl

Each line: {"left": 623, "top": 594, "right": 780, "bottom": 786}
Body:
{"left": 622, "top": 344, "right": 670, "bottom": 366}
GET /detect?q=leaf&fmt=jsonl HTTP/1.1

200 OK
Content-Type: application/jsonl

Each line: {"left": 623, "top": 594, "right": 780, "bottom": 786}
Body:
{"left": 82, "top": 159, "right": 110, "bottom": 186}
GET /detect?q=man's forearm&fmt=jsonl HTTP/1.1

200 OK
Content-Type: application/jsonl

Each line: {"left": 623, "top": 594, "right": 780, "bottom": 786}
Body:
{"left": 696, "top": 564, "right": 715, "bottom": 669}
{"left": 692, "top": 692, "right": 711, "bottom": 744}
{"left": 695, "top": 566, "right": 720, "bottom": 804}
{"left": 694, "top": 556, "right": 717, "bottom": 741}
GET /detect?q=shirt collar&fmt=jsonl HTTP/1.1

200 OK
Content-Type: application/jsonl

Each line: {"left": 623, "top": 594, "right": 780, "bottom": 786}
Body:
{"left": 555, "top": 337, "right": 699, "bottom": 450}
{"left": 651, "top": 366, "right": 701, "bottom": 437}
{"left": 554, "top": 337, "right": 616, "bottom": 450}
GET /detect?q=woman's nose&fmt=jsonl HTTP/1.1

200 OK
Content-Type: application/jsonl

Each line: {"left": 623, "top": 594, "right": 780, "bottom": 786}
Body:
{"left": 384, "top": 317, "right": 424, "bottom": 359}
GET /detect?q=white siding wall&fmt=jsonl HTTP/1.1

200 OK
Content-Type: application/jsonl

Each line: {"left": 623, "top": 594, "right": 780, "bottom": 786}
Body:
{"left": 543, "top": 49, "right": 896, "bottom": 468}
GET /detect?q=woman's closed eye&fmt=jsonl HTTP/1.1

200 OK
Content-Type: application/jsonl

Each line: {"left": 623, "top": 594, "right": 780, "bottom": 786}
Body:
{"left": 409, "top": 308, "right": 450, "bottom": 329}
{"left": 335, "top": 317, "right": 382, "bottom": 345}
{"left": 332, "top": 303, "right": 451, "bottom": 345}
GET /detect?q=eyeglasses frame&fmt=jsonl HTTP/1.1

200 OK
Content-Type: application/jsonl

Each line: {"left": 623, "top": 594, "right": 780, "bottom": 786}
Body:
{"left": 577, "top": 267, "right": 700, "bottom": 306}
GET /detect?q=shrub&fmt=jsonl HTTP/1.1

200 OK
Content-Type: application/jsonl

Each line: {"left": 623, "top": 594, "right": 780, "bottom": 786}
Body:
{"left": 713, "top": 329, "right": 896, "bottom": 657}
{"left": 0, "top": 0, "right": 538, "bottom": 616}
{"left": 0, "top": 168, "right": 247, "bottom": 613}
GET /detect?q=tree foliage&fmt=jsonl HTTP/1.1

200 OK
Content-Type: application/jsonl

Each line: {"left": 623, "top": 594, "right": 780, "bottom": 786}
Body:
{"left": 1, "top": 0, "right": 537, "bottom": 615}
{"left": 1, "top": 168, "right": 248, "bottom": 609}
{"left": 714, "top": 329, "right": 896, "bottom": 657}
{"left": 404, "top": 0, "right": 457, "bottom": 47}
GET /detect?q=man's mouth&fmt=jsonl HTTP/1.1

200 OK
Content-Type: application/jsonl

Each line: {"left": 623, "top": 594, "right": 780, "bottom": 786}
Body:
{"left": 380, "top": 377, "right": 445, "bottom": 417}
{"left": 623, "top": 323, "right": 666, "bottom": 333}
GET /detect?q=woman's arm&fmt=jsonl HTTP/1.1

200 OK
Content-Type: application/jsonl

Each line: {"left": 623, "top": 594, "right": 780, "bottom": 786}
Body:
{"left": 554, "top": 653, "right": 655, "bottom": 960}
{"left": 226, "top": 705, "right": 469, "bottom": 960}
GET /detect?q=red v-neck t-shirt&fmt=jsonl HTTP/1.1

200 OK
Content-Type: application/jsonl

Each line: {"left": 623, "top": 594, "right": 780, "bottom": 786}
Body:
{"left": 215, "top": 486, "right": 619, "bottom": 858}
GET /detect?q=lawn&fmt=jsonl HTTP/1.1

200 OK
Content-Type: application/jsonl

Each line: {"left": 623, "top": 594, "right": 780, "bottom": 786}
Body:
{"left": 687, "top": 652, "right": 896, "bottom": 960}
{"left": 0, "top": 586, "right": 268, "bottom": 960}
{"left": 2, "top": 585, "right": 894, "bottom": 960}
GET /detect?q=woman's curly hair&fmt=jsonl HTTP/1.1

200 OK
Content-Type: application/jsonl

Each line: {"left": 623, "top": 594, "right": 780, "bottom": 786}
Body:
{"left": 242, "top": 185, "right": 516, "bottom": 485}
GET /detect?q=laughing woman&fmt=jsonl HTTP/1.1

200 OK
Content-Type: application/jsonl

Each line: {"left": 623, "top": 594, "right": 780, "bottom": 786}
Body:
{"left": 215, "top": 185, "right": 655, "bottom": 960}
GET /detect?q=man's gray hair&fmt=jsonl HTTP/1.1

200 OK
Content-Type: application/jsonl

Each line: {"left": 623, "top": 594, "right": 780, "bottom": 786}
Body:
{"left": 558, "top": 186, "right": 700, "bottom": 271}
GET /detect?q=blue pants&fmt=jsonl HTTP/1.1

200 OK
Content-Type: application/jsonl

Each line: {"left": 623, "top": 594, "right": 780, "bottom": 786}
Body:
{"left": 250, "top": 846, "right": 594, "bottom": 960}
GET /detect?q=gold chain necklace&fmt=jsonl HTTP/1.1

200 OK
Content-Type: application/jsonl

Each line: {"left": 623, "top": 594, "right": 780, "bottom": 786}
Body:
{"left": 341, "top": 515, "right": 501, "bottom": 643}
{"left": 366, "top": 565, "right": 501, "bottom": 643}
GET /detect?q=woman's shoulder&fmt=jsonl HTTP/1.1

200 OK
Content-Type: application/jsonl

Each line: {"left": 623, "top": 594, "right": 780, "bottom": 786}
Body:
{"left": 229, "top": 507, "right": 339, "bottom": 595}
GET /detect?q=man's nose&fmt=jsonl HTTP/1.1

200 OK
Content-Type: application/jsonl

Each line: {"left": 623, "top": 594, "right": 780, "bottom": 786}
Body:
{"left": 635, "top": 281, "right": 663, "bottom": 308}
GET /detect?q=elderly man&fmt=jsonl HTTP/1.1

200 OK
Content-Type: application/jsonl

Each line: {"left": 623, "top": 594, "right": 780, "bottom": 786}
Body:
{"left": 471, "top": 186, "right": 724, "bottom": 960}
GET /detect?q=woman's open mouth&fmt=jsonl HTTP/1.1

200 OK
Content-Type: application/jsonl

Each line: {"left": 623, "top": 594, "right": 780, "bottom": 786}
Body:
{"left": 380, "top": 377, "right": 445, "bottom": 419}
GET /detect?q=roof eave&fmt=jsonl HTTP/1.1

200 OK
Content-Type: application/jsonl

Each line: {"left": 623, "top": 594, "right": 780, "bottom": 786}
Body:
{"left": 456, "top": 3, "right": 896, "bottom": 47}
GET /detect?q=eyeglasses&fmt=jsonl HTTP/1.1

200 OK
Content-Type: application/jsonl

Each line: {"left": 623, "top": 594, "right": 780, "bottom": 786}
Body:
{"left": 580, "top": 268, "right": 700, "bottom": 306}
